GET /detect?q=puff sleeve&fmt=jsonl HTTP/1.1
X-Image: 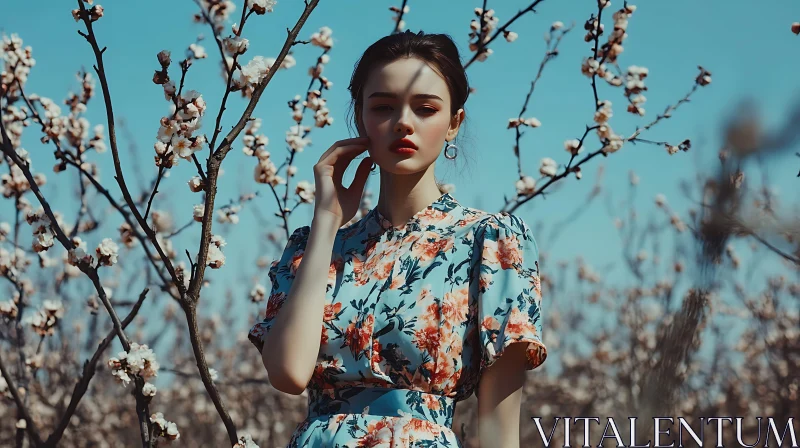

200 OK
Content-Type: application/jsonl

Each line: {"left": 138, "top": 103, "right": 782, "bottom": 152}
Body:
{"left": 248, "top": 225, "right": 310, "bottom": 354}
{"left": 473, "top": 212, "right": 547, "bottom": 375}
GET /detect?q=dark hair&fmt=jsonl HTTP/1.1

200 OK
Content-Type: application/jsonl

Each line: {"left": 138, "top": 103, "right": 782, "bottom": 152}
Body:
{"left": 346, "top": 30, "right": 474, "bottom": 193}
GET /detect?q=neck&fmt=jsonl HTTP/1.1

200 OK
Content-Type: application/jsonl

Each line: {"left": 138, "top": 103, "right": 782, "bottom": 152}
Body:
{"left": 375, "top": 164, "right": 442, "bottom": 227}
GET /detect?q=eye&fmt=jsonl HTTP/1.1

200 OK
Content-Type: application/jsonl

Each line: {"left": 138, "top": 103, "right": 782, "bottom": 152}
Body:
{"left": 371, "top": 105, "right": 438, "bottom": 114}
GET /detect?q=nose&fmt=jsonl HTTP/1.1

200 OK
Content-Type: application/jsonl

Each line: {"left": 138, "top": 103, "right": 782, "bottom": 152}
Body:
{"left": 394, "top": 107, "right": 414, "bottom": 135}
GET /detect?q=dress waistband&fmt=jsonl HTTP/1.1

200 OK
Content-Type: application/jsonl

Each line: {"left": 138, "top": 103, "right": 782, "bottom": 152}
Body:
{"left": 307, "top": 387, "right": 455, "bottom": 428}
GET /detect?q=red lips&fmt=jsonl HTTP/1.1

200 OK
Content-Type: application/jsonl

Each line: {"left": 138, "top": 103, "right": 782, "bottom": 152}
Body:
{"left": 390, "top": 138, "right": 418, "bottom": 151}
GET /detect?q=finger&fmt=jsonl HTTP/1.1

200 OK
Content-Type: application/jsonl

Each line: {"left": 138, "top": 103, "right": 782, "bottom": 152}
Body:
{"left": 318, "top": 137, "right": 369, "bottom": 164}
{"left": 318, "top": 143, "right": 368, "bottom": 170}
{"left": 319, "top": 144, "right": 369, "bottom": 186}
{"left": 332, "top": 147, "right": 370, "bottom": 186}
{"left": 346, "top": 157, "right": 373, "bottom": 195}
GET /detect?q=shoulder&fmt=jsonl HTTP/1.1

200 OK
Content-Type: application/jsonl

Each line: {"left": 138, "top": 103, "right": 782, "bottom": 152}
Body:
{"left": 286, "top": 222, "right": 350, "bottom": 254}
{"left": 289, "top": 225, "right": 311, "bottom": 244}
{"left": 288, "top": 215, "right": 360, "bottom": 241}
{"left": 472, "top": 211, "right": 533, "bottom": 241}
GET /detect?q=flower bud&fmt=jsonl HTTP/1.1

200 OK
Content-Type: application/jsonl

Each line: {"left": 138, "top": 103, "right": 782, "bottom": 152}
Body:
{"left": 157, "top": 50, "right": 171, "bottom": 68}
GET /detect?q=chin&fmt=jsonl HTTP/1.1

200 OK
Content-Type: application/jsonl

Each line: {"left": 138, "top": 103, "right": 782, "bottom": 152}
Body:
{"left": 377, "top": 161, "right": 419, "bottom": 174}
{"left": 375, "top": 155, "right": 432, "bottom": 174}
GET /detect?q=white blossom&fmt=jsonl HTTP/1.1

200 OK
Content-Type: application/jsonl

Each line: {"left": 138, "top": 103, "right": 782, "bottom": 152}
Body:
{"left": 188, "top": 176, "right": 204, "bottom": 193}
{"left": 25, "top": 352, "right": 44, "bottom": 369}
{"left": 310, "top": 26, "right": 333, "bottom": 49}
{"left": 217, "top": 205, "right": 241, "bottom": 224}
{"left": 285, "top": 125, "right": 311, "bottom": 152}
{"left": 250, "top": 0, "right": 277, "bottom": 14}
{"left": 250, "top": 283, "right": 266, "bottom": 303}
{"left": 222, "top": 35, "right": 249, "bottom": 55}
{"left": 515, "top": 176, "right": 536, "bottom": 196}
{"left": 0, "top": 299, "right": 18, "bottom": 320}
{"left": 523, "top": 117, "right": 541, "bottom": 127}
{"left": 206, "top": 235, "right": 226, "bottom": 269}
{"left": 96, "top": 238, "right": 119, "bottom": 267}
{"left": 108, "top": 342, "right": 160, "bottom": 388}
{"left": 157, "top": 120, "right": 179, "bottom": 144}
{"left": 602, "top": 132, "right": 624, "bottom": 154}
{"left": 163, "top": 80, "right": 176, "bottom": 100}
{"left": 475, "top": 47, "right": 493, "bottom": 62}
{"left": 27, "top": 210, "right": 55, "bottom": 253}
{"left": 150, "top": 412, "right": 180, "bottom": 441}
{"left": 594, "top": 100, "right": 613, "bottom": 124}
{"left": 142, "top": 382, "right": 158, "bottom": 397}
{"left": 239, "top": 56, "right": 275, "bottom": 86}
{"left": 67, "top": 237, "right": 93, "bottom": 266}
{"left": 564, "top": 139, "right": 582, "bottom": 155}
{"left": 188, "top": 43, "right": 207, "bottom": 59}
{"left": 24, "top": 299, "right": 65, "bottom": 336}
{"left": 234, "top": 434, "right": 260, "bottom": 448}
{"left": 295, "top": 180, "right": 315, "bottom": 204}
{"left": 254, "top": 157, "right": 284, "bottom": 186}
{"left": 670, "top": 215, "right": 686, "bottom": 233}
{"left": 211, "top": 234, "right": 227, "bottom": 248}
{"left": 539, "top": 157, "right": 558, "bottom": 177}
{"left": 193, "top": 204, "right": 205, "bottom": 222}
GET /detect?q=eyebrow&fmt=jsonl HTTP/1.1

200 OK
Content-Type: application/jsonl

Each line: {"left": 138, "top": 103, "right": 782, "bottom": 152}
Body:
{"left": 367, "top": 92, "right": 444, "bottom": 101}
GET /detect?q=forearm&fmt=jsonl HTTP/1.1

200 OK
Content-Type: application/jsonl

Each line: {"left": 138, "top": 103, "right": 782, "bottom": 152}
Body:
{"left": 477, "top": 343, "right": 528, "bottom": 448}
{"left": 263, "top": 211, "right": 340, "bottom": 392}
{"left": 478, "top": 414, "right": 520, "bottom": 448}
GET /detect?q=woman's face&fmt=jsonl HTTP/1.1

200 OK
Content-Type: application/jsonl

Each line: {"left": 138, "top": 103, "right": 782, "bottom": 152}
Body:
{"left": 360, "top": 57, "right": 463, "bottom": 174}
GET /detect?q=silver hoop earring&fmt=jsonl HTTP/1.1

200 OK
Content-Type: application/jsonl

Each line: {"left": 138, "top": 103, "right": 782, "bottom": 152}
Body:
{"left": 444, "top": 142, "right": 458, "bottom": 160}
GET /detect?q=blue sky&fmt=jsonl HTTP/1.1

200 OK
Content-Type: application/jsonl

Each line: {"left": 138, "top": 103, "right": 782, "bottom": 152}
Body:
{"left": 2, "top": 0, "right": 798, "bottom": 360}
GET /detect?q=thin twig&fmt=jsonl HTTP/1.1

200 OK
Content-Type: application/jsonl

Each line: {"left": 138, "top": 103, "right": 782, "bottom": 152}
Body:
{"left": 74, "top": 0, "right": 187, "bottom": 299}
{"left": 182, "top": 2, "right": 322, "bottom": 444}
{"left": 143, "top": 166, "right": 166, "bottom": 221}
{"left": 511, "top": 23, "right": 573, "bottom": 178}
{"left": 43, "top": 288, "right": 150, "bottom": 447}
{"left": 464, "top": 0, "right": 547, "bottom": 69}
{"left": 0, "top": 350, "right": 43, "bottom": 447}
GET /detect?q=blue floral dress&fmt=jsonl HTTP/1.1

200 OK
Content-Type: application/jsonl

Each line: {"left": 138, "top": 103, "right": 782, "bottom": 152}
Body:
{"left": 248, "top": 192, "right": 547, "bottom": 447}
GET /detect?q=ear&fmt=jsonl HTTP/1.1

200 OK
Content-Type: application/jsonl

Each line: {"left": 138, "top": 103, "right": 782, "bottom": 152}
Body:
{"left": 446, "top": 108, "right": 465, "bottom": 141}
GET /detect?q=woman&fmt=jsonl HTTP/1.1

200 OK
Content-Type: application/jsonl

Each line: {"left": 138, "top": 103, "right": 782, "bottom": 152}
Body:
{"left": 249, "top": 30, "right": 547, "bottom": 448}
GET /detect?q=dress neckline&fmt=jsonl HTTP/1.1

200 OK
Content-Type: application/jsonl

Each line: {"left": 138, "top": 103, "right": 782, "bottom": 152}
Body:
{"left": 369, "top": 192, "right": 457, "bottom": 233}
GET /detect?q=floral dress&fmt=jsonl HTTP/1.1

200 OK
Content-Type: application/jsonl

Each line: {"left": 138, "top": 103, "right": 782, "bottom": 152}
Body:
{"left": 248, "top": 192, "right": 547, "bottom": 447}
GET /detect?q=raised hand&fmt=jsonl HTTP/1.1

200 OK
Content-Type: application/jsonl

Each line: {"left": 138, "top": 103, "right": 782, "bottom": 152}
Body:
{"left": 312, "top": 136, "right": 373, "bottom": 228}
